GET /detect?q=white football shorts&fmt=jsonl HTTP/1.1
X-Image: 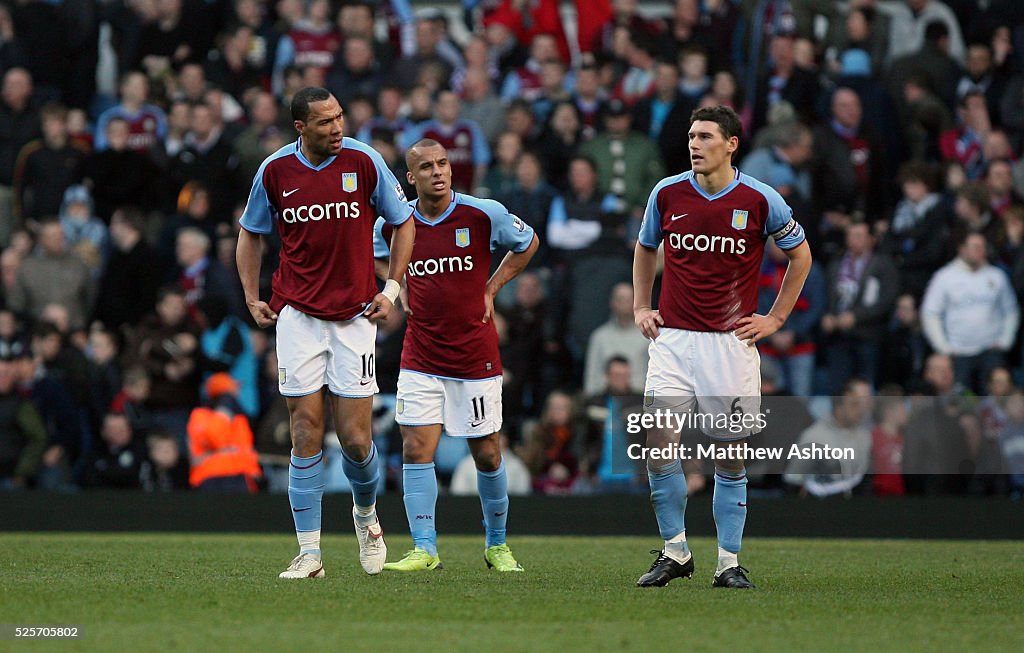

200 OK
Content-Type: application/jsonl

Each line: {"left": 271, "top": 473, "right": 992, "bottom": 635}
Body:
{"left": 395, "top": 370, "right": 502, "bottom": 437}
{"left": 644, "top": 327, "right": 761, "bottom": 440}
{"left": 276, "top": 305, "right": 379, "bottom": 397}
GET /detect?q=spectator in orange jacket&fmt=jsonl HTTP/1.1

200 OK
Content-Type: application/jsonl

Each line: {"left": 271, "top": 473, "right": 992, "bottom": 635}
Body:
{"left": 187, "top": 372, "right": 262, "bottom": 492}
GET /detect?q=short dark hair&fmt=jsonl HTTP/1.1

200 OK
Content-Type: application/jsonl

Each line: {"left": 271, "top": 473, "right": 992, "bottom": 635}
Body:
{"left": 110, "top": 206, "right": 146, "bottom": 232}
{"left": 630, "top": 30, "right": 660, "bottom": 58}
{"left": 156, "top": 284, "right": 185, "bottom": 305}
{"left": 690, "top": 105, "right": 743, "bottom": 141}
{"left": 291, "top": 86, "right": 332, "bottom": 122}
{"left": 605, "top": 355, "right": 630, "bottom": 373}
{"left": 957, "top": 229, "right": 987, "bottom": 249}
{"left": 956, "top": 181, "right": 990, "bottom": 213}
{"left": 405, "top": 138, "right": 444, "bottom": 169}
{"left": 40, "top": 102, "right": 67, "bottom": 122}
{"left": 897, "top": 160, "right": 938, "bottom": 191}
{"left": 568, "top": 154, "right": 598, "bottom": 174}
{"left": 31, "top": 321, "right": 60, "bottom": 342}
{"left": 923, "top": 21, "right": 949, "bottom": 44}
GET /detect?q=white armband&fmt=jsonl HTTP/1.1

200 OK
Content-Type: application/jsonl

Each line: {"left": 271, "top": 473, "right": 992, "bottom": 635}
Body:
{"left": 381, "top": 279, "right": 401, "bottom": 304}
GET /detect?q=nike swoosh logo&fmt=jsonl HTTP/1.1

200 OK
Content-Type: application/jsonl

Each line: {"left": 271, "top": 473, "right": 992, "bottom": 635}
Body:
{"left": 283, "top": 188, "right": 300, "bottom": 197}
{"left": 359, "top": 379, "right": 373, "bottom": 386}
{"left": 493, "top": 511, "right": 506, "bottom": 517}
{"left": 293, "top": 507, "right": 311, "bottom": 512}
{"left": 737, "top": 502, "right": 747, "bottom": 507}
{"left": 670, "top": 213, "right": 688, "bottom": 221}
{"left": 470, "top": 420, "right": 486, "bottom": 428}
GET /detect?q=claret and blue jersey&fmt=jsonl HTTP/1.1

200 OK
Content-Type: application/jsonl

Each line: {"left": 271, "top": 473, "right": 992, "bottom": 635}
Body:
{"left": 638, "top": 168, "right": 806, "bottom": 332}
{"left": 374, "top": 192, "right": 535, "bottom": 380}
{"left": 239, "top": 137, "right": 411, "bottom": 322}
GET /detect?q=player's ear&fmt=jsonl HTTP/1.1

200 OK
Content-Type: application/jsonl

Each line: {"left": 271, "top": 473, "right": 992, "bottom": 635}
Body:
{"left": 406, "top": 170, "right": 415, "bottom": 186}
{"left": 293, "top": 120, "right": 304, "bottom": 134}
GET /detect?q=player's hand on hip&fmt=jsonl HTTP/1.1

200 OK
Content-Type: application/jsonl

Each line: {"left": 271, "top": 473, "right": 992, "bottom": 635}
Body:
{"left": 399, "top": 284, "right": 412, "bottom": 317}
{"left": 634, "top": 307, "right": 664, "bottom": 340}
{"left": 364, "top": 293, "right": 393, "bottom": 322}
{"left": 247, "top": 300, "right": 278, "bottom": 328}
{"left": 482, "top": 291, "right": 495, "bottom": 323}
{"left": 734, "top": 313, "right": 784, "bottom": 346}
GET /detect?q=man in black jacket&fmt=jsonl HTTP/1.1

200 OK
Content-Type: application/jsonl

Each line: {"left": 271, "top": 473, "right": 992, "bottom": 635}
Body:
{"left": 95, "top": 207, "right": 168, "bottom": 331}
{"left": 821, "top": 221, "right": 900, "bottom": 392}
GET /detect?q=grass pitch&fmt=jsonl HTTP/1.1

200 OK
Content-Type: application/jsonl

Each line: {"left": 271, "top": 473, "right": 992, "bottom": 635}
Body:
{"left": 1, "top": 534, "right": 1021, "bottom": 653}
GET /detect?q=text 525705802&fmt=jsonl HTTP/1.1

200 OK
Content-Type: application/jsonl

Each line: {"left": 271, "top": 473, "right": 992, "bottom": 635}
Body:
{"left": 2, "top": 625, "right": 82, "bottom": 639}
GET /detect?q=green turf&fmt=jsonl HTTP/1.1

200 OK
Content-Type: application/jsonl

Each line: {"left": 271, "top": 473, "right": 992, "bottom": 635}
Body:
{"left": 1, "top": 534, "right": 1021, "bottom": 652}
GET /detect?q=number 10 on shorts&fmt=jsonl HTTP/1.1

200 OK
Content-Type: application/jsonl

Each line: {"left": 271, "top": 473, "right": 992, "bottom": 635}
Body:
{"left": 360, "top": 353, "right": 375, "bottom": 383}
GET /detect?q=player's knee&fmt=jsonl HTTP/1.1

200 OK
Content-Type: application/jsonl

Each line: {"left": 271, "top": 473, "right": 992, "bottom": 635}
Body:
{"left": 401, "top": 438, "right": 433, "bottom": 464}
{"left": 336, "top": 420, "right": 372, "bottom": 454}
{"left": 290, "top": 412, "right": 323, "bottom": 456}
{"left": 472, "top": 448, "right": 501, "bottom": 472}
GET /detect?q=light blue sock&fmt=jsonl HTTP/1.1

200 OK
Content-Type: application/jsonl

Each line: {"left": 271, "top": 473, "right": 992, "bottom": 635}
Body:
{"left": 289, "top": 451, "right": 324, "bottom": 553}
{"left": 342, "top": 443, "right": 380, "bottom": 509}
{"left": 713, "top": 469, "right": 748, "bottom": 553}
{"left": 477, "top": 460, "right": 509, "bottom": 548}
{"left": 403, "top": 463, "right": 438, "bottom": 556}
{"left": 648, "top": 459, "right": 688, "bottom": 547}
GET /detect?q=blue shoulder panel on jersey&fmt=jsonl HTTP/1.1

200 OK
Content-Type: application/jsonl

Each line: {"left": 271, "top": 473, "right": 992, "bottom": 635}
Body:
{"left": 373, "top": 216, "right": 390, "bottom": 258}
{"left": 459, "top": 193, "right": 535, "bottom": 253}
{"left": 342, "top": 137, "right": 411, "bottom": 226}
{"left": 737, "top": 172, "right": 807, "bottom": 250}
{"left": 238, "top": 141, "right": 299, "bottom": 234}
{"left": 638, "top": 171, "right": 691, "bottom": 248}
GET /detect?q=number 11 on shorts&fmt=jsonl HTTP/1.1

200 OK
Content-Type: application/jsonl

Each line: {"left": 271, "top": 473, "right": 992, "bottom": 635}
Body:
{"left": 471, "top": 396, "right": 486, "bottom": 423}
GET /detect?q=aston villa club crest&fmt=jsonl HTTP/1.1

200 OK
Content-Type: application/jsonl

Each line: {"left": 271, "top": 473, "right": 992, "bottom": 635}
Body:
{"left": 342, "top": 172, "right": 358, "bottom": 192}
{"left": 455, "top": 228, "right": 470, "bottom": 248}
{"left": 731, "top": 209, "right": 749, "bottom": 230}
{"left": 396, "top": 399, "right": 405, "bottom": 414}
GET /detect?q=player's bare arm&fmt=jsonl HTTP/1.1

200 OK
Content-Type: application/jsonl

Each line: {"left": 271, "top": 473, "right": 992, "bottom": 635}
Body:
{"left": 236, "top": 228, "right": 278, "bottom": 328}
{"left": 483, "top": 234, "right": 539, "bottom": 323}
{"left": 365, "top": 214, "right": 415, "bottom": 321}
{"left": 632, "top": 242, "right": 664, "bottom": 339}
{"left": 735, "top": 240, "right": 812, "bottom": 346}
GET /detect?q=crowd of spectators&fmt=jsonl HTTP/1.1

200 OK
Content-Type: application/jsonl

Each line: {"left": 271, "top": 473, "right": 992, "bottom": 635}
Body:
{"left": 1, "top": 0, "right": 1024, "bottom": 498}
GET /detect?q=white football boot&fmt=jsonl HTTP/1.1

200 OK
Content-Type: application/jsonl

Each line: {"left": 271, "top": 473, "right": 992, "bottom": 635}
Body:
{"left": 353, "top": 507, "right": 387, "bottom": 574}
{"left": 279, "top": 552, "right": 325, "bottom": 579}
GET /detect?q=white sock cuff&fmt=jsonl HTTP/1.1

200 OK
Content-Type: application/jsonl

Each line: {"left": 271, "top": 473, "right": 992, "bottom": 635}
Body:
{"left": 297, "top": 529, "right": 321, "bottom": 554}
{"left": 717, "top": 547, "right": 739, "bottom": 572}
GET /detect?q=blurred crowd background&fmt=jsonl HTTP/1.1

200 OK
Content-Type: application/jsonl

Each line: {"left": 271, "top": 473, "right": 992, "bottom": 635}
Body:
{"left": 1, "top": 0, "right": 1023, "bottom": 498}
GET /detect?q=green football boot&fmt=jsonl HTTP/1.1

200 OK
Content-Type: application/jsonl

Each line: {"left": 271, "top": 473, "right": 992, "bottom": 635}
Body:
{"left": 382, "top": 548, "right": 443, "bottom": 571}
{"left": 484, "top": 544, "right": 524, "bottom": 572}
